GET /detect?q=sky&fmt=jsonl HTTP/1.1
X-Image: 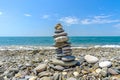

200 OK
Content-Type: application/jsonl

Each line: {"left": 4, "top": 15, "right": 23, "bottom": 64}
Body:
{"left": 0, "top": 0, "right": 120, "bottom": 36}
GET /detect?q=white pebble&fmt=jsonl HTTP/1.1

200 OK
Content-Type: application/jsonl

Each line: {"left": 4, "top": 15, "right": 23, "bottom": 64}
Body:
{"left": 73, "top": 71, "right": 79, "bottom": 77}
{"left": 84, "top": 55, "right": 99, "bottom": 63}
{"left": 95, "top": 68, "right": 102, "bottom": 74}
{"left": 99, "top": 61, "right": 112, "bottom": 68}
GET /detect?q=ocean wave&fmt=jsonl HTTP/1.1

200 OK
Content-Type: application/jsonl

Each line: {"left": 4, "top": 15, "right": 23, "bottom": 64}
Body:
{"left": 0, "top": 45, "right": 120, "bottom": 50}
{"left": 94, "top": 45, "right": 120, "bottom": 48}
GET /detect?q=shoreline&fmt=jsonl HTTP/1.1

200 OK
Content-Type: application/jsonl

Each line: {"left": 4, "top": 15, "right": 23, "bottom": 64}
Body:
{"left": 0, "top": 45, "right": 120, "bottom": 50}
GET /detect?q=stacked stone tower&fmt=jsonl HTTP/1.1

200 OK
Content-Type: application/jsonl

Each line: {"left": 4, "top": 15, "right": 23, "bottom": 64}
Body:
{"left": 51, "top": 23, "right": 77, "bottom": 67}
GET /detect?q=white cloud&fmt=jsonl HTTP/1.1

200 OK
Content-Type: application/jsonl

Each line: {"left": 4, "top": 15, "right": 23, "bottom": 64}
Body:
{"left": 42, "top": 15, "right": 50, "bottom": 19}
{"left": 59, "top": 16, "right": 79, "bottom": 26}
{"left": 0, "top": 12, "right": 3, "bottom": 15}
{"left": 114, "top": 23, "right": 120, "bottom": 28}
{"left": 24, "top": 14, "right": 32, "bottom": 17}
{"left": 81, "top": 15, "right": 120, "bottom": 24}
{"left": 94, "top": 15, "right": 111, "bottom": 19}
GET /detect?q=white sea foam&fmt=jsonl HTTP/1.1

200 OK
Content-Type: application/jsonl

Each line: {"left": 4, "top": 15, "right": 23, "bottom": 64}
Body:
{"left": 0, "top": 45, "right": 120, "bottom": 50}
{"left": 0, "top": 46, "right": 55, "bottom": 50}
{"left": 94, "top": 45, "right": 120, "bottom": 48}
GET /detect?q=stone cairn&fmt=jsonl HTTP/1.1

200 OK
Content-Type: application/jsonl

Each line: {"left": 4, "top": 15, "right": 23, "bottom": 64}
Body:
{"left": 51, "top": 23, "right": 77, "bottom": 67}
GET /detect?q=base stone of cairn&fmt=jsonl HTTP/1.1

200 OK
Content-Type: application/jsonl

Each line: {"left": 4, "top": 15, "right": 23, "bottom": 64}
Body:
{"left": 50, "top": 23, "right": 77, "bottom": 67}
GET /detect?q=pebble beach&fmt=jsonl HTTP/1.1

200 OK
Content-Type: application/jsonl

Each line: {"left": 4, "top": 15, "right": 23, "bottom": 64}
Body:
{"left": 0, "top": 46, "right": 120, "bottom": 80}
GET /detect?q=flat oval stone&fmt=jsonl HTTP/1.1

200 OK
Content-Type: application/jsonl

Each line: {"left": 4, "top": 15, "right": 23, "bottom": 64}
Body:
{"left": 34, "top": 64, "right": 47, "bottom": 72}
{"left": 54, "top": 65, "right": 65, "bottom": 71}
{"left": 55, "top": 29, "right": 64, "bottom": 33}
{"left": 62, "top": 46, "right": 71, "bottom": 51}
{"left": 99, "top": 61, "right": 112, "bottom": 68}
{"left": 53, "top": 32, "right": 67, "bottom": 38}
{"left": 67, "top": 77, "right": 77, "bottom": 80}
{"left": 38, "top": 71, "right": 52, "bottom": 77}
{"left": 56, "top": 54, "right": 66, "bottom": 57}
{"left": 108, "top": 68, "right": 119, "bottom": 75}
{"left": 62, "top": 49, "right": 72, "bottom": 54}
{"left": 55, "top": 48, "right": 62, "bottom": 54}
{"left": 51, "top": 59, "right": 77, "bottom": 66}
{"left": 84, "top": 55, "right": 99, "bottom": 64}
{"left": 55, "top": 36, "right": 68, "bottom": 42}
{"left": 62, "top": 56, "right": 75, "bottom": 62}
{"left": 53, "top": 42, "right": 71, "bottom": 48}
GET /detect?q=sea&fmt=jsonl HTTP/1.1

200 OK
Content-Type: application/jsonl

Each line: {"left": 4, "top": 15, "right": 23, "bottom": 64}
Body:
{"left": 0, "top": 36, "right": 120, "bottom": 49}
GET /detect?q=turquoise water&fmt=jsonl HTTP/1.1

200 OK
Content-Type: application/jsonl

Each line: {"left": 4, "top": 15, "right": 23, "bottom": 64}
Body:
{"left": 0, "top": 36, "right": 120, "bottom": 47}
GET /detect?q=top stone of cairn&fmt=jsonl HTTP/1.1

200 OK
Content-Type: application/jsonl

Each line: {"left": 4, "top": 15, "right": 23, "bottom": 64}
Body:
{"left": 55, "top": 23, "right": 63, "bottom": 30}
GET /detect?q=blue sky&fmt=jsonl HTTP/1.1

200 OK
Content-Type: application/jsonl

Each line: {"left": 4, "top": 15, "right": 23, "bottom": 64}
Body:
{"left": 0, "top": 0, "right": 120, "bottom": 36}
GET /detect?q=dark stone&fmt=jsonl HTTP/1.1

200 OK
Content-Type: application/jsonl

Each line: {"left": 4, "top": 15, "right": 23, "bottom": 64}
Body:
{"left": 57, "top": 54, "right": 66, "bottom": 57}
{"left": 55, "top": 48, "right": 62, "bottom": 54}
{"left": 53, "top": 32, "right": 67, "bottom": 38}
{"left": 62, "top": 50, "right": 72, "bottom": 54}
{"left": 61, "top": 56, "right": 75, "bottom": 62}
{"left": 55, "top": 29, "right": 64, "bottom": 33}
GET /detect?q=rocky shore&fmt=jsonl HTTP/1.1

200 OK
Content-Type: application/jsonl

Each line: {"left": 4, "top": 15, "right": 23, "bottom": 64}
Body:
{"left": 0, "top": 47, "right": 120, "bottom": 80}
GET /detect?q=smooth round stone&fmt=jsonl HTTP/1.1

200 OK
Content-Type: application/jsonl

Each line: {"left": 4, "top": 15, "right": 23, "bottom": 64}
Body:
{"left": 100, "top": 67, "right": 108, "bottom": 77}
{"left": 99, "top": 61, "right": 112, "bottom": 68}
{"left": 53, "top": 73, "right": 62, "bottom": 80}
{"left": 62, "top": 72, "right": 67, "bottom": 76}
{"left": 56, "top": 54, "right": 66, "bottom": 57}
{"left": 73, "top": 72, "right": 79, "bottom": 77}
{"left": 55, "top": 29, "right": 64, "bottom": 33}
{"left": 53, "top": 32, "right": 67, "bottom": 38}
{"left": 62, "top": 49, "right": 72, "bottom": 54}
{"left": 67, "top": 77, "right": 77, "bottom": 80}
{"left": 61, "top": 56, "right": 75, "bottom": 62}
{"left": 29, "top": 76, "right": 37, "bottom": 80}
{"left": 56, "top": 48, "right": 62, "bottom": 52}
{"left": 53, "top": 42, "right": 71, "bottom": 48}
{"left": 84, "top": 55, "right": 99, "bottom": 64}
{"left": 108, "top": 68, "right": 120, "bottom": 75}
{"left": 49, "top": 64, "right": 64, "bottom": 71}
{"left": 62, "top": 46, "right": 71, "bottom": 51}
{"left": 54, "top": 36, "right": 68, "bottom": 42}
{"left": 55, "top": 23, "right": 62, "bottom": 30}
{"left": 54, "top": 65, "right": 65, "bottom": 71}
{"left": 38, "top": 71, "right": 52, "bottom": 78}
{"left": 56, "top": 56, "right": 61, "bottom": 60}
{"left": 64, "top": 53, "right": 72, "bottom": 56}
{"left": 95, "top": 68, "right": 102, "bottom": 74}
{"left": 56, "top": 51, "right": 62, "bottom": 54}
{"left": 34, "top": 64, "right": 47, "bottom": 72}
{"left": 0, "top": 61, "right": 3, "bottom": 66}
{"left": 51, "top": 59, "right": 77, "bottom": 66}
{"left": 56, "top": 48, "right": 62, "bottom": 54}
